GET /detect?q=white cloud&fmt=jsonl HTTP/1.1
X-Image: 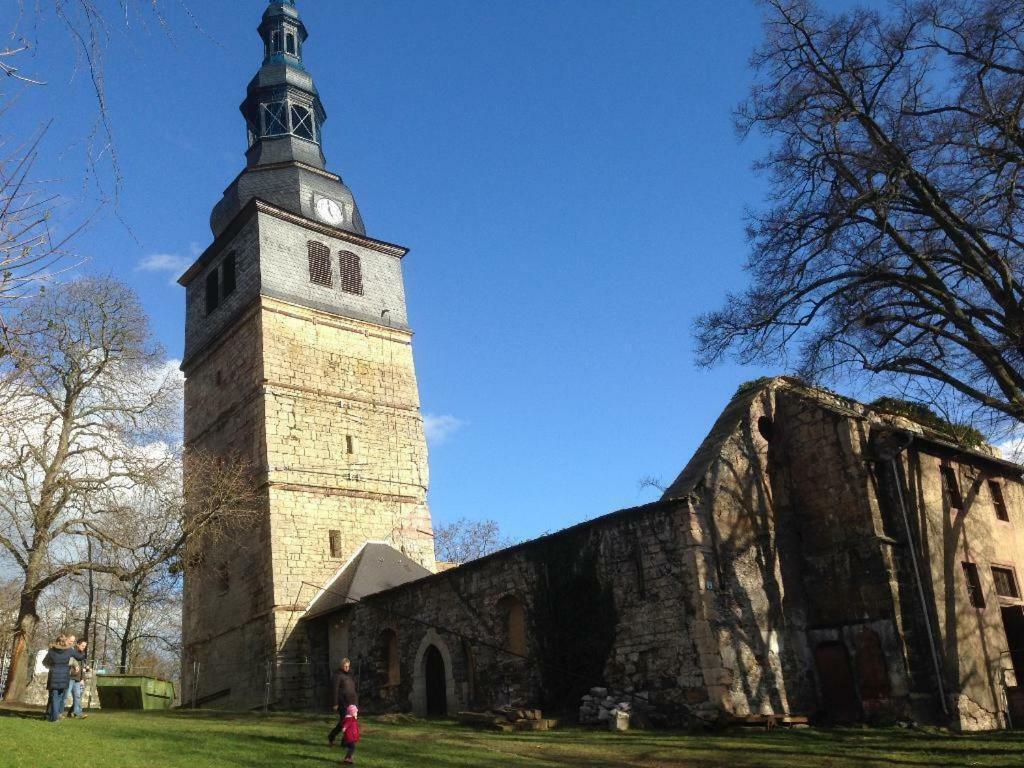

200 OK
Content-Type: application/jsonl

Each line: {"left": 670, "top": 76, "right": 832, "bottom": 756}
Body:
{"left": 423, "top": 413, "right": 465, "bottom": 446}
{"left": 136, "top": 253, "right": 194, "bottom": 283}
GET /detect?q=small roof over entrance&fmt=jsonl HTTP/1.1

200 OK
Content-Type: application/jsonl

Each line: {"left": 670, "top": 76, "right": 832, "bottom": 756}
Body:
{"left": 304, "top": 542, "right": 432, "bottom": 620}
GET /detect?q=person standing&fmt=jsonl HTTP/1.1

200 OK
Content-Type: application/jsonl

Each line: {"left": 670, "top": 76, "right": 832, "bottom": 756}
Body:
{"left": 42, "top": 634, "right": 86, "bottom": 723}
{"left": 328, "top": 658, "right": 358, "bottom": 747}
{"left": 67, "top": 639, "right": 90, "bottom": 719}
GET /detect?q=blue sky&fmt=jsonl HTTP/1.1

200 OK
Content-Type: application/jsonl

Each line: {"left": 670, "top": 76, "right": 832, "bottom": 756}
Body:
{"left": 5, "top": 0, "right": 867, "bottom": 541}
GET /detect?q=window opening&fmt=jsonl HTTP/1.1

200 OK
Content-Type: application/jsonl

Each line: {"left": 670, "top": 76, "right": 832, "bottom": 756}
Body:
{"left": 286, "top": 33, "right": 296, "bottom": 54}
{"left": 339, "top": 251, "right": 363, "bottom": 295}
{"left": 993, "top": 567, "right": 1020, "bottom": 599}
{"left": 329, "top": 530, "right": 342, "bottom": 559}
{"left": 941, "top": 465, "right": 964, "bottom": 509}
{"left": 291, "top": 105, "right": 315, "bottom": 141}
{"left": 380, "top": 630, "right": 400, "bottom": 685}
{"left": 963, "top": 562, "right": 986, "bottom": 608}
{"left": 632, "top": 545, "right": 647, "bottom": 599}
{"left": 205, "top": 269, "right": 219, "bottom": 315}
{"left": 222, "top": 252, "right": 237, "bottom": 298}
{"left": 496, "top": 595, "right": 527, "bottom": 656}
{"left": 346, "top": 435, "right": 354, "bottom": 455}
{"left": 262, "top": 101, "right": 288, "bottom": 137}
{"left": 990, "top": 480, "right": 1010, "bottom": 522}
{"left": 271, "top": 30, "right": 282, "bottom": 54}
{"left": 216, "top": 562, "right": 230, "bottom": 595}
{"left": 308, "top": 241, "right": 332, "bottom": 286}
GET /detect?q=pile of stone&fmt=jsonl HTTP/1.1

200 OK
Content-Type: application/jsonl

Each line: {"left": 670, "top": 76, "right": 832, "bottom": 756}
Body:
{"left": 579, "top": 687, "right": 632, "bottom": 730}
{"left": 457, "top": 707, "right": 557, "bottom": 732}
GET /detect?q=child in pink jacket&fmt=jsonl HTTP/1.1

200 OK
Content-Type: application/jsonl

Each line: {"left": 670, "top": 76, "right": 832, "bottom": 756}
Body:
{"left": 341, "top": 704, "right": 360, "bottom": 764}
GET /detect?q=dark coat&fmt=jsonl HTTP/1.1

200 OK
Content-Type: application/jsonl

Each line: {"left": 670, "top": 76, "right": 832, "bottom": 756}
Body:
{"left": 332, "top": 670, "right": 358, "bottom": 709}
{"left": 43, "top": 646, "right": 86, "bottom": 691}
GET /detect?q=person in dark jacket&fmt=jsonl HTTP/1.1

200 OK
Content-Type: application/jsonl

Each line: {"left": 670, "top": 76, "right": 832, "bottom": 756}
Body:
{"left": 328, "top": 658, "right": 358, "bottom": 747}
{"left": 42, "top": 634, "right": 87, "bottom": 722}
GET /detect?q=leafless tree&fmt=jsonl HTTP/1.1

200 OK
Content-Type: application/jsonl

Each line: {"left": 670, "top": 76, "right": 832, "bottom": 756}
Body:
{"left": 0, "top": 276, "right": 260, "bottom": 701}
{"left": 695, "top": 0, "right": 1024, "bottom": 430}
{"left": 434, "top": 518, "right": 514, "bottom": 566}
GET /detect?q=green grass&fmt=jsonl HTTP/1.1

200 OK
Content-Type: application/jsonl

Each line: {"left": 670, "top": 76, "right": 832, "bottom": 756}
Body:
{"left": 1, "top": 708, "right": 1023, "bottom": 768}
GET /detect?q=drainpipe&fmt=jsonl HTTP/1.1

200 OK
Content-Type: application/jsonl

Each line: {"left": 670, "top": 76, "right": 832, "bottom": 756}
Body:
{"left": 881, "top": 432, "right": 949, "bottom": 715}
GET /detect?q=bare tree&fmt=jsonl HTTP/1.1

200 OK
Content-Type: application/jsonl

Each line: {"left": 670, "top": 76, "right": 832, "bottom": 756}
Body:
{"left": 695, "top": 0, "right": 1024, "bottom": 429}
{"left": 0, "top": 276, "right": 259, "bottom": 701}
{"left": 434, "top": 518, "right": 514, "bottom": 566}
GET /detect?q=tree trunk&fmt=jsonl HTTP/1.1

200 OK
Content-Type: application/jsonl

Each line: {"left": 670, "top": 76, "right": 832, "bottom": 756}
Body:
{"left": 119, "top": 580, "right": 142, "bottom": 672}
{"left": 2, "top": 600, "right": 39, "bottom": 702}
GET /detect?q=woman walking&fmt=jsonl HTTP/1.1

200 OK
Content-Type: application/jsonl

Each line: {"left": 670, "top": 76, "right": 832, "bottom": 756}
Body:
{"left": 42, "top": 634, "right": 87, "bottom": 723}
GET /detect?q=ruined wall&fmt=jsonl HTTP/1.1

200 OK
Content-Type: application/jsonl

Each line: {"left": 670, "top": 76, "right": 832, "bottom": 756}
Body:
{"left": 895, "top": 447, "right": 1024, "bottom": 730}
{"left": 317, "top": 502, "right": 711, "bottom": 725}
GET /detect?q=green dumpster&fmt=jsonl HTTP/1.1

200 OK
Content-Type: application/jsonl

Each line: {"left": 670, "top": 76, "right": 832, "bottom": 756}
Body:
{"left": 95, "top": 675, "right": 176, "bottom": 710}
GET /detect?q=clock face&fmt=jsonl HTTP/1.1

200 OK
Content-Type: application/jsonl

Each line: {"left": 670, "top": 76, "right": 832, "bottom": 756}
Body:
{"left": 316, "top": 197, "right": 345, "bottom": 226}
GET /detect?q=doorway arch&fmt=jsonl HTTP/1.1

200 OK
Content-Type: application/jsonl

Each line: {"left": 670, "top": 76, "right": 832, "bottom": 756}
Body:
{"left": 424, "top": 645, "right": 447, "bottom": 716}
{"left": 411, "top": 629, "right": 458, "bottom": 717}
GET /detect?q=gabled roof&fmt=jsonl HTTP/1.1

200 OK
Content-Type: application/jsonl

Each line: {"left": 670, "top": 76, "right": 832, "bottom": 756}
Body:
{"left": 304, "top": 542, "right": 432, "bottom": 621}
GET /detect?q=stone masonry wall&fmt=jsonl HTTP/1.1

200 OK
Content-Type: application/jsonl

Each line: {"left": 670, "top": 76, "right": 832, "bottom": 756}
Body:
{"left": 316, "top": 501, "right": 711, "bottom": 724}
{"left": 259, "top": 295, "right": 435, "bottom": 708}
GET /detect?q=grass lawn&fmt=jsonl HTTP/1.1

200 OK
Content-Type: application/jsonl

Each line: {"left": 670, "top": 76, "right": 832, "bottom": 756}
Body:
{"left": 1, "top": 708, "right": 1023, "bottom": 768}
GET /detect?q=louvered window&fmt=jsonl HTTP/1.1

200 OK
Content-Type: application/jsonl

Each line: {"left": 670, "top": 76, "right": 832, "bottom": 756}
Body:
{"left": 339, "top": 251, "right": 363, "bottom": 295}
{"left": 291, "top": 105, "right": 315, "bottom": 141}
{"left": 222, "top": 252, "right": 237, "bottom": 298}
{"left": 205, "top": 269, "right": 219, "bottom": 315}
{"left": 308, "top": 241, "right": 332, "bottom": 286}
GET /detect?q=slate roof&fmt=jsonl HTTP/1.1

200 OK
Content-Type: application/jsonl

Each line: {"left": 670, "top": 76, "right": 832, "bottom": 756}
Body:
{"left": 304, "top": 542, "right": 432, "bottom": 620}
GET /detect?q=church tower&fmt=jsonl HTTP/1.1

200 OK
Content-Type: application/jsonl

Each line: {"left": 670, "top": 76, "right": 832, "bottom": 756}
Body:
{"left": 179, "top": 0, "right": 435, "bottom": 709}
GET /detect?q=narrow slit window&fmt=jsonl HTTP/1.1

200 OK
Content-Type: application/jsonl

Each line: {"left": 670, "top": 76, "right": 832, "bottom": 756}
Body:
{"left": 329, "top": 530, "right": 342, "bottom": 559}
{"left": 346, "top": 435, "right": 354, "bottom": 455}
{"left": 205, "top": 269, "right": 220, "bottom": 315}
{"left": 222, "top": 252, "right": 237, "bottom": 298}
{"left": 339, "top": 251, "right": 363, "bottom": 295}
{"left": 963, "top": 562, "right": 986, "bottom": 608}
{"left": 308, "top": 241, "right": 332, "bottom": 286}
{"left": 993, "top": 567, "right": 1020, "bottom": 599}
{"left": 990, "top": 480, "right": 1010, "bottom": 522}
{"left": 941, "top": 465, "right": 964, "bottom": 509}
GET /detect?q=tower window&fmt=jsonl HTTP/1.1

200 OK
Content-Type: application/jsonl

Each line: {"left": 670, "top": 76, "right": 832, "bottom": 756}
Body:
{"left": 339, "top": 251, "right": 363, "bottom": 295}
{"left": 993, "top": 566, "right": 1020, "bottom": 599}
{"left": 222, "top": 252, "right": 237, "bottom": 298}
{"left": 990, "top": 480, "right": 1010, "bottom": 522}
{"left": 271, "top": 30, "right": 282, "bottom": 54}
{"left": 262, "top": 101, "right": 288, "bottom": 137}
{"left": 286, "top": 33, "right": 296, "bottom": 55}
{"left": 941, "top": 465, "right": 964, "bottom": 509}
{"left": 205, "top": 269, "right": 219, "bottom": 315}
{"left": 291, "top": 105, "right": 315, "bottom": 141}
{"left": 308, "top": 241, "right": 332, "bottom": 286}
{"left": 963, "top": 562, "right": 985, "bottom": 608}
{"left": 329, "top": 530, "right": 342, "bottom": 559}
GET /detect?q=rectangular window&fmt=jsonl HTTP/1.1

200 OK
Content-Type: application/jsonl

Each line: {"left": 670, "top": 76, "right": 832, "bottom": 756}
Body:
{"left": 993, "top": 567, "right": 1020, "bottom": 599}
{"left": 329, "top": 530, "right": 342, "bottom": 559}
{"left": 286, "top": 33, "right": 296, "bottom": 55}
{"left": 222, "top": 252, "right": 237, "bottom": 298}
{"left": 262, "top": 101, "right": 288, "bottom": 137}
{"left": 290, "top": 105, "right": 315, "bottom": 141}
{"left": 271, "top": 30, "right": 282, "bottom": 54}
{"left": 990, "top": 480, "right": 1010, "bottom": 522}
{"left": 963, "top": 562, "right": 986, "bottom": 608}
{"left": 339, "top": 251, "right": 363, "bottom": 295}
{"left": 941, "top": 465, "right": 964, "bottom": 509}
{"left": 308, "top": 241, "right": 332, "bottom": 286}
{"left": 205, "top": 269, "right": 219, "bottom": 315}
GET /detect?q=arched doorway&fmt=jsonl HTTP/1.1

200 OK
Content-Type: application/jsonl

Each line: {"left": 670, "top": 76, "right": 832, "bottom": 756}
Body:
{"left": 425, "top": 645, "right": 447, "bottom": 717}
